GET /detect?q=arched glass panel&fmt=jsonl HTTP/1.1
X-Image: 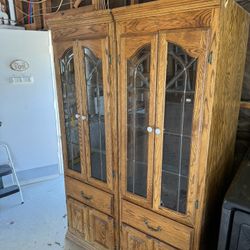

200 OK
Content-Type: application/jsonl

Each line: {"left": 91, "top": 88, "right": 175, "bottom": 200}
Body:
{"left": 84, "top": 48, "right": 107, "bottom": 182}
{"left": 60, "top": 48, "right": 81, "bottom": 173}
{"left": 160, "top": 43, "right": 197, "bottom": 213}
{"left": 127, "top": 45, "right": 151, "bottom": 198}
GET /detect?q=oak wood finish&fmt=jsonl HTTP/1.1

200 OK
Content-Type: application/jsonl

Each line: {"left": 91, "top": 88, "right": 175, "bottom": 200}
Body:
{"left": 67, "top": 197, "right": 115, "bottom": 249}
{"left": 121, "top": 225, "right": 177, "bottom": 250}
{"left": 194, "top": 1, "right": 250, "bottom": 248}
{"left": 121, "top": 224, "right": 154, "bottom": 250}
{"left": 89, "top": 208, "right": 115, "bottom": 249}
{"left": 49, "top": 10, "right": 119, "bottom": 249}
{"left": 152, "top": 29, "right": 209, "bottom": 226}
{"left": 65, "top": 176, "right": 114, "bottom": 216}
{"left": 66, "top": 230, "right": 96, "bottom": 250}
{"left": 78, "top": 38, "right": 114, "bottom": 192}
{"left": 67, "top": 198, "right": 89, "bottom": 241}
{"left": 48, "top": 1, "right": 250, "bottom": 249}
{"left": 53, "top": 41, "right": 86, "bottom": 183}
{"left": 119, "top": 34, "right": 158, "bottom": 208}
{"left": 121, "top": 200, "right": 193, "bottom": 250}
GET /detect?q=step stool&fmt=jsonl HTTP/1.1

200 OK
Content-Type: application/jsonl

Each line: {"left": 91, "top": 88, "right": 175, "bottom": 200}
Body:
{"left": 0, "top": 143, "right": 24, "bottom": 204}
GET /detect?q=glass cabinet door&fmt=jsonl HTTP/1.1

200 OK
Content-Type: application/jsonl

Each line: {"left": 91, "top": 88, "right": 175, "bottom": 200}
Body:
{"left": 119, "top": 35, "right": 158, "bottom": 207}
{"left": 56, "top": 42, "right": 85, "bottom": 179}
{"left": 153, "top": 30, "right": 208, "bottom": 223}
{"left": 78, "top": 38, "right": 113, "bottom": 191}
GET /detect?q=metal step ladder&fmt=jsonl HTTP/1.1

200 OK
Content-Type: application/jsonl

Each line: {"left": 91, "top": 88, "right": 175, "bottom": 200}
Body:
{"left": 0, "top": 143, "right": 24, "bottom": 204}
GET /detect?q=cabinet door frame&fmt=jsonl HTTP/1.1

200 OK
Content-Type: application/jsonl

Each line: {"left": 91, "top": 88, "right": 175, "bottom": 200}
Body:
{"left": 119, "top": 34, "right": 158, "bottom": 208}
{"left": 152, "top": 28, "right": 210, "bottom": 225}
{"left": 54, "top": 41, "right": 86, "bottom": 181}
{"left": 77, "top": 37, "right": 113, "bottom": 192}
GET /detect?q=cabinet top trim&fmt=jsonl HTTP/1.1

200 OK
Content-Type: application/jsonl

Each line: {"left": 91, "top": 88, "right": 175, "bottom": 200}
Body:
{"left": 112, "top": 0, "right": 220, "bottom": 21}
{"left": 47, "top": 1, "right": 221, "bottom": 29}
{"left": 46, "top": 9, "right": 113, "bottom": 29}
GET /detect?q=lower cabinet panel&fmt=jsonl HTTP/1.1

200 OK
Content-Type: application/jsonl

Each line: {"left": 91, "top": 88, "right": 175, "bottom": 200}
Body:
{"left": 67, "top": 198, "right": 89, "bottom": 241}
{"left": 67, "top": 198, "right": 115, "bottom": 249}
{"left": 121, "top": 200, "right": 193, "bottom": 250}
{"left": 89, "top": 208, "right": 115, "bottom": 249}
{"left": 67, "top": 198, "right": 191, "bottom": 250}
{"left": 121, "top": 224, "right": 177, "bottom": 250}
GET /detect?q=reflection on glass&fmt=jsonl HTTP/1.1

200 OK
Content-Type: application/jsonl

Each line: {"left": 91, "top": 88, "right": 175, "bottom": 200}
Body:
{"left": 127, "top": 45, "right": 151, "bottom": 198}
{"left": 60, "top": 48, "right": 81, "bottom": 173}
{"left": 83, "top": 48, "right": 107, "bottom": 182}
{"left": 161, "top": 43, "right": 197, "bottom": 213}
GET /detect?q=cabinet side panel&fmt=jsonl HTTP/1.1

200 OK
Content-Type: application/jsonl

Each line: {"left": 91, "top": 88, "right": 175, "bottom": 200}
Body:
{"left": 199, "top": 1, "right": 249, "bottom": 249}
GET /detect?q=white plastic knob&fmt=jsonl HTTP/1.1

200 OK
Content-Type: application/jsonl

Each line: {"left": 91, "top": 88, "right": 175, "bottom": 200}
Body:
{"left": 81, "top": 115, "right": 87, "bottom": 121}
{"left": 155, "top": 128, "right": 161, "bottom": 135}
{"left": 147, "top": 127, "right": 153, "bottom": 133}
{"left": 75, "top": 114, "right": 81, "bottom": 119}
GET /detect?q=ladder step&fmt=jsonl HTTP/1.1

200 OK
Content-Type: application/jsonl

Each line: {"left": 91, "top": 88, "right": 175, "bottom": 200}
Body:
{"left": 0, "top": 185, "right": 19, "bottom": 198}
{"left": 0, "top": 164, "right": 12, "bottom": 177}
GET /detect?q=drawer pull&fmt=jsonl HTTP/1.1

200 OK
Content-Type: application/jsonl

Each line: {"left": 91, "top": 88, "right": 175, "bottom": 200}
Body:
{"left": 80, "top": 191, "right": 93, "bottom": 201}
{"left": 144, "top": 219, "right": 162, "bottom": 232}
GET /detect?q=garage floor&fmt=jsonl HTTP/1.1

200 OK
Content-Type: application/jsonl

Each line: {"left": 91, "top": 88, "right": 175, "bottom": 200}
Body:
{"left": 0, "top": 176, "right": 75, "bottom": 250}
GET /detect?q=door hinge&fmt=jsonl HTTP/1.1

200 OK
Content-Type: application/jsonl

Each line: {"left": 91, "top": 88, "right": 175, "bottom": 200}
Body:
{"left": 208, "top": 51, "right": 213, "bottom": 64}
{"left": 108, "top": 55, "right": 112, "bottom": 64}
{"left": 195, "top": 200, "right": 199, "bottom": 209}
{"left": 112, "top": 170, "right": 115, "bottom": 178}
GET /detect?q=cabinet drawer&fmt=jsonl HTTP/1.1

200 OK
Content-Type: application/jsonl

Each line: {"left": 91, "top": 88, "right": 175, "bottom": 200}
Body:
{"left": 65, "top": 176, "right": 113, "bottom": 216}
{"left": 121, "top": 200, "right": 193, "bottom": 250}
{"left": 121, "top": 224, "right": 177, "bottom": 250}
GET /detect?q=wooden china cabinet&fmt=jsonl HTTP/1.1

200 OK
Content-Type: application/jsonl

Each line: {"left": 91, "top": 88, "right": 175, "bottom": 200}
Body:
{"left": 47, "top": 0, "right": 249, "bottom": 249}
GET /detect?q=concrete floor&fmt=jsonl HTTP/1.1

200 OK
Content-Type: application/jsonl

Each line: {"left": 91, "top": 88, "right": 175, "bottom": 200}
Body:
{"left": 0, "top": 176, "right": 70, "bottom": 250}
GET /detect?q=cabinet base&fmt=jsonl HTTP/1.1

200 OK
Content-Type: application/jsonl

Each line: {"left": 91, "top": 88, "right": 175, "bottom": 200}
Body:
{"left": 66, "top": 231, "right": 95, "bottom": 250}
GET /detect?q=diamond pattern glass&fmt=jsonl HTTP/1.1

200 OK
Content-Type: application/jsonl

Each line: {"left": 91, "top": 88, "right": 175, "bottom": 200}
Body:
{"left": 60, "top": 48, "right": 81, "bottom": 173}
{"left": 83, "top": 48, "right": 107, "bottom": 182}
{"left": 160, "top": 43, "right": 197, "bottom": 213}
{"left": 126, "top": 45, "right": 151, "bottom": 198}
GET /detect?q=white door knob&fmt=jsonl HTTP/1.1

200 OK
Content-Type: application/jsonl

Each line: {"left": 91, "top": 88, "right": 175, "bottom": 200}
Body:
{"left": 75, "top": 114, "right": 81, "bottom": 119}
{"left": 155, "top": 128, "right": 161, "bottom": 135}
{"left": 147, "top": 126, "right": 153, "bottom": 133}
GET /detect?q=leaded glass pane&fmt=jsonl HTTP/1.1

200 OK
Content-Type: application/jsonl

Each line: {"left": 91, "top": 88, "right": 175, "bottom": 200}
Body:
{"left": 127, "top": 45, "right": 151, "bottom": 198}
{"left": 83, "top": 47, "right": 107, "bottom": 182}
{"left": 60, "top": 48, "right": 81, "bottom": 173}
{"left": 160, "top": 43, "right": 197, "bottom": 214}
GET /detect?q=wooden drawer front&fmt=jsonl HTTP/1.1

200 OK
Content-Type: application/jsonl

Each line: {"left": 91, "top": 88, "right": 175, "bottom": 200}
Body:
{"left": 67, "top": 198, "right": 88, "bottom": 241}
{"left": 65, "top": 176, "right": 113, "bottom": 216}
{"left": 154, "top": 239, "right": 177, "bottom": 250}
{"left": 121, "top": 224, "right": 153, "bottom": 250}
{"left": 121, "top": 201, "right": 193, "bottom": 250}
{"left": 121, "top": 225, "right": 177, "bottom": 250}
{"left": 89, "top": 208, "right": 115, "bottom": 250}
